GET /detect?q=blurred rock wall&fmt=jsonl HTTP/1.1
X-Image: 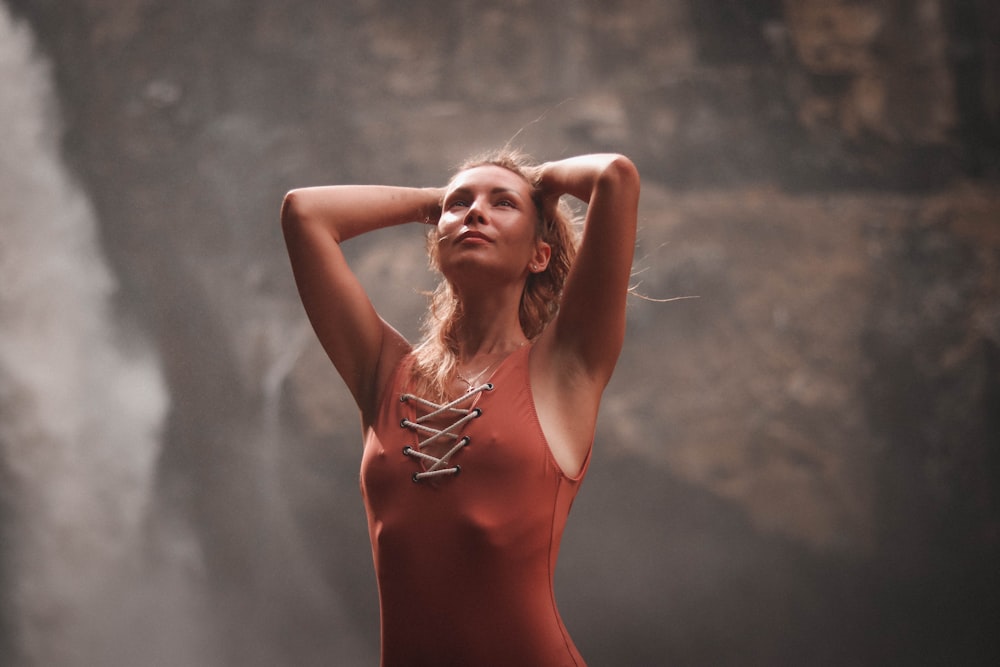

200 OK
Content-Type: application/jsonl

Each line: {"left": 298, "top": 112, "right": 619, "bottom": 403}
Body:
{"left": 1, "top": 0, "right": 998, "bottom": 665}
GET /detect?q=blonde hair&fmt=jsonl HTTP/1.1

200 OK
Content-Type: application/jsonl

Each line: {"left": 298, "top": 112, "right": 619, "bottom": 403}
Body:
{"left": 409, "top": 149, "right": 579, "bottom": 400}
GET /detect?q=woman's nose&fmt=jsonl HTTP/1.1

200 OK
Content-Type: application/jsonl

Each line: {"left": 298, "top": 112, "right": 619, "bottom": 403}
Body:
{"left": 465, "top": 200, "right": 486, "bottom": 224}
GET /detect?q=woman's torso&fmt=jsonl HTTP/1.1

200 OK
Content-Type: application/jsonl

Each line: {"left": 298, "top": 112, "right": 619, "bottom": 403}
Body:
{"left": 360, "top": 344, "right": 590, "bottom": 666}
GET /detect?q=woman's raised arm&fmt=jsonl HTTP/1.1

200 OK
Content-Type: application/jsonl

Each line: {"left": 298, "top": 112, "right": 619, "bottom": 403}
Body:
{"left": 535, "top": 154, "right": 640, "bottom": 385}
{"left": 281, "top": 185, "right": 442, "bottom": 423}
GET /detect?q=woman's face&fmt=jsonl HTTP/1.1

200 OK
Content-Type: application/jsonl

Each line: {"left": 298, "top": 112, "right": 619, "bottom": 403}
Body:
{"left": 436, "top": 165, "right": 549, "bottom": 281}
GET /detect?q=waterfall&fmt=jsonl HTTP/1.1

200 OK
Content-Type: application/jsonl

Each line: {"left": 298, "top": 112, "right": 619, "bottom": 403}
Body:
{"left": 0, "top": 5, "right": 171, "bottom": 665}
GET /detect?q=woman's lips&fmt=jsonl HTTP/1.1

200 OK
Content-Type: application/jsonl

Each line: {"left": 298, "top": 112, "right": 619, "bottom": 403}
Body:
{"left": 456, "top": 230, "right": 491, "bottom": 244}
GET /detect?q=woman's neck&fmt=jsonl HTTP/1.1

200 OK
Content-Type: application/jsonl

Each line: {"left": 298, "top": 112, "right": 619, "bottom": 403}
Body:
{"left": 454, "top": 323, "right": 528, "bottom": 361}
{"left": 452, "top": 280, "right": 529, "bottom": 362}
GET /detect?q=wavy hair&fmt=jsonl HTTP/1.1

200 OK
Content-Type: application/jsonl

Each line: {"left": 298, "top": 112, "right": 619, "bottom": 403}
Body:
{"left": 409, "top": 149, "right": 579, "bottom": 400}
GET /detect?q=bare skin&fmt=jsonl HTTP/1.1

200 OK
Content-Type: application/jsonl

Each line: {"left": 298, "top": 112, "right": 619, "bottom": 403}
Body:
{"left": 281, "top": 154, "right": 639, "bottom": 476}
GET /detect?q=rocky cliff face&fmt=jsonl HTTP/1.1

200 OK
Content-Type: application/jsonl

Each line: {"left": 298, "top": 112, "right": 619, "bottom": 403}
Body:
{"left": 1, "top": 1, "right": 998, "bottom": 665}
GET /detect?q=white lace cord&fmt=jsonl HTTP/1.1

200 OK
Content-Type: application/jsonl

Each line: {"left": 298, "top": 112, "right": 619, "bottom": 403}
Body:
{"left": 400, "top": 383, "right": 493, "bottom": 481}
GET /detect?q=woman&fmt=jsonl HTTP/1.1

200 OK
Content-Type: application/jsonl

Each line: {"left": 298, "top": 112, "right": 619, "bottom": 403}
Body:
{"left": 281, "top": 149, "right": 639, "bottom": 666}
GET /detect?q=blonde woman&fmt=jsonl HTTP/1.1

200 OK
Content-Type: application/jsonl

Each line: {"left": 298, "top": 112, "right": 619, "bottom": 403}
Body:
{"left": 282, "top": 150, "right": 639, "bottom": 666}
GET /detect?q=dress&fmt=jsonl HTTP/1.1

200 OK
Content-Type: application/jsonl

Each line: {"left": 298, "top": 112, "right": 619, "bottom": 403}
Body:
{"left": 360, "top": 344, "right": 590, "bottom": 666}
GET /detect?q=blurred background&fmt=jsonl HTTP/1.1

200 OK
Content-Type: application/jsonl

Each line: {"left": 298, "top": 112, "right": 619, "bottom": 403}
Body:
{"left": 1, "top": 1, "right": 998, "bottom": 665}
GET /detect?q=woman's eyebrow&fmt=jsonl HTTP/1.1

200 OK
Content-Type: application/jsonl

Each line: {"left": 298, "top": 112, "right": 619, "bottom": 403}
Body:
{"left": 445, "top": 186, "right": 471, "bottom": 200}
{"left": 446, "top": 186, "right": 524, "bottom": 199}
{"left": 490, "top": 187, "right": 525, "bottom": 199}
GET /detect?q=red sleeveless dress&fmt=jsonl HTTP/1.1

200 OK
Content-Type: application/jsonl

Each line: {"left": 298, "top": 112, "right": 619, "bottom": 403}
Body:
{"left": 360, "top": 344, "right": 590, "bottom": 666}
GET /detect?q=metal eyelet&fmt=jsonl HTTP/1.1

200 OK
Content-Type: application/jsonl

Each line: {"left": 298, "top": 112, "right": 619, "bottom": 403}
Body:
{"left": 484, "top": 383, "right": 494, "bottom": 391}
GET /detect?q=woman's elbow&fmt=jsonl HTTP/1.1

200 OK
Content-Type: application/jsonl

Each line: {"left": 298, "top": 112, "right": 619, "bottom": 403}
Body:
{"left": 594, "top": 155, "right": 640, "bottom": 203}
{"left": 281, "top": 189, "right": 308, "bottom": 231}
{"left": 602, "top": 155, "right": 640, "bottom": 190}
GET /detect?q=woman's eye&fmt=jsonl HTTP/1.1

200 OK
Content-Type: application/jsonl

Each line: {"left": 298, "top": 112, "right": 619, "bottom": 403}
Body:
{"left": 448, "top": 200, "right": 469, "bottom": 209}
{"left": 496, "top": 199, "right": 514, "bottom": 208}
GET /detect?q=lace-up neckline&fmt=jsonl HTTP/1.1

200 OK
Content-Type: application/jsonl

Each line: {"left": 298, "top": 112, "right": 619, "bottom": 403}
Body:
{"left": 399, "top": 382, "right": 494, "bottom": 482}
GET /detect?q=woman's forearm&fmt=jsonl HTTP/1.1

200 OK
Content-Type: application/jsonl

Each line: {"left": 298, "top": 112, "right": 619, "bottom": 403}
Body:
{"left": 281, "top": 185, "right": 443, "bottom": 242}
{"left": 535, "top": 154, "right": 638, "bottom": 204}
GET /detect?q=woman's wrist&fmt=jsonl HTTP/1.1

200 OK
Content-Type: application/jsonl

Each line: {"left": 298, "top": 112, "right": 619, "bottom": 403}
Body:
{"left": 419, "top": 187, "right": 445, "bottom": 224}
{"left": 531, "top": 162, "right": 555, "bottom": 192}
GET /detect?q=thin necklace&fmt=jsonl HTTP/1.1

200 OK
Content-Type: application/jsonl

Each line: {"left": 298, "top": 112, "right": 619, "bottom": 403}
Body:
{"left": 456, "top": 358, "right": 502, "bottom": 390}
{"left": 455, "top": 341, "right": 528, "bottom": 389}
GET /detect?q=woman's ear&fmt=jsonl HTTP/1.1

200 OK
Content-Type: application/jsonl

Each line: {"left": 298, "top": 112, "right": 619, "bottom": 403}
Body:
{"left": 530, "top": 241, "right": 552, "bottom": 273}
